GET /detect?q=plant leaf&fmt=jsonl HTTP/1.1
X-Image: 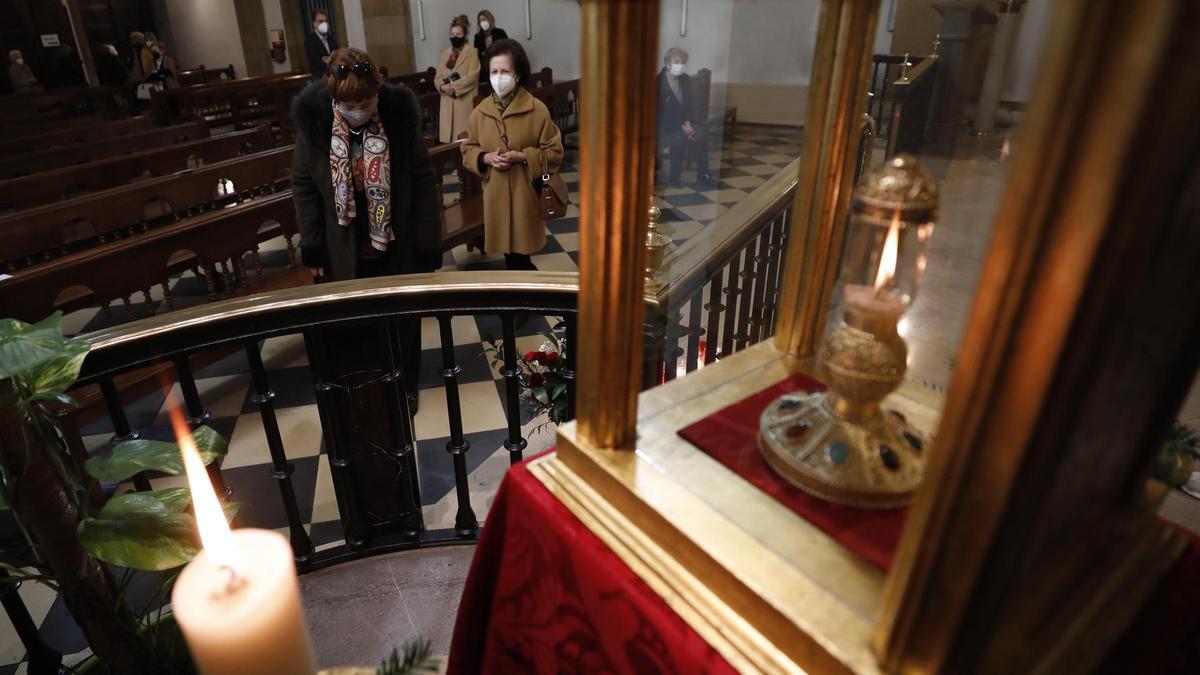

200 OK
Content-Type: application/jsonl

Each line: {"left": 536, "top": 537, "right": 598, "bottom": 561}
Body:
{"left": 26, "top": 340, "right": 89, "bottom": 395}
{"left": 0, "top": 313, "right": 90, "bottom": 381}
{"left": 29, "top": 392, "right": 77, "bottom": 407}
{"left": 85, "top": 426, "right": 228, "bottom": 482}
{"left": 533, "top": 388, "right": 550, "bottom": 405}
{"left": 77, "top": 491, "right": 241, "bottom": 571}
{"left": 77, "top": 496, "right": 200, "bottom": 570}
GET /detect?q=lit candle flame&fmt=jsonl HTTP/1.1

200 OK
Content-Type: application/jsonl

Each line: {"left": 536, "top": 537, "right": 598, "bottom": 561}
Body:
{"left": 874, "top": 215, "right": 901, "bottom": 291}
{"left": 169, "top": 405, "right": 241, "bottom": 575}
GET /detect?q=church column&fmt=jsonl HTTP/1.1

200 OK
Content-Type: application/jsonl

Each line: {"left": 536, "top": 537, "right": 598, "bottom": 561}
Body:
{"left": 62, "top": 0, "right": 98, "bottom": 85}
{"left": 973, "top": 0, "right": 1025, "bottom": 134}
{"left": 927, "top": 0, "right": 993, "bottom": 137}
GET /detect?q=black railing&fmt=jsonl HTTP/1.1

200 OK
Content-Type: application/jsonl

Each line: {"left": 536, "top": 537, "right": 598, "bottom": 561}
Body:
{"left": 71, "top": 273, "right": 582, "bottom": 571}
{"left": 643, "top": 161, "right": 798, "bottom": 384}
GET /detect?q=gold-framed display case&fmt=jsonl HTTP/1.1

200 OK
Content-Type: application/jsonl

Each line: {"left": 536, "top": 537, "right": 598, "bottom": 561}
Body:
{"left": 532, "top": 0, "right": 1200, "bottom": 673}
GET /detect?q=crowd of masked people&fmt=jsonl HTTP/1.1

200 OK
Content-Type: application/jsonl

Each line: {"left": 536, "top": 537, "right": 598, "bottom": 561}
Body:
{"left": 3, "top": 30, "right": 176, "bottom": 99}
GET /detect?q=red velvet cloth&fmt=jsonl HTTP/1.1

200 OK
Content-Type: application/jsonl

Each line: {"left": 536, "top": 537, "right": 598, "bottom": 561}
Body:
{"left": 677, "top": 373, "right": 906, "bottom": 570}
{"left": 447, "top": 454, "right": 736, "bottom": 675}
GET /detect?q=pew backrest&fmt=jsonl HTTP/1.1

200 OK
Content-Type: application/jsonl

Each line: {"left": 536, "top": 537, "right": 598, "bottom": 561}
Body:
{"left": 152, "top": 74, "right": 309, "bottom": 128}
{"left": 0, "top": 122, "right": 210, "bottom": 180}
{"left": 0, "top": 116, "right": 156, "bottom": 157}
{"left": 530, "top": 80, "right": 580, "bottom": 136}
{"left": 0, "top": 86, "right": 128, "bottom": 118}
{"left": 0, "top": 193, "right": 298, "bottom": 324}
{"left": 0, "top": 146, "right": 294, "bottom": 271}
{"left": 0, "top": 126, "right": 276, "bottom": 212}
{"left": 386, "top": 67, "right": 438, "bottom": 95}
{"left": 176, "top": 64, "right": 238, "bottom": 87}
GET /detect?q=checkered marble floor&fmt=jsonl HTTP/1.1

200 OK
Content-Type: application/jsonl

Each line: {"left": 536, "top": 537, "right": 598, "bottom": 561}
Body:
{"left": 0, "top": 123, "right": 804, "bottom": 671}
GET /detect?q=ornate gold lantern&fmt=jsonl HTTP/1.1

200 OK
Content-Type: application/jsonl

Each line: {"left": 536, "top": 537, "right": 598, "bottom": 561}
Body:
{"left": 759, "top": 155, "right": 938, "bottom": 507}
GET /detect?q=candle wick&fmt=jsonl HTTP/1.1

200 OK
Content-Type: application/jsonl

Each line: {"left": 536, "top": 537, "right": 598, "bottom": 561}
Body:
{"left": 213, "top": 564, "right": 247, "bottom": 598}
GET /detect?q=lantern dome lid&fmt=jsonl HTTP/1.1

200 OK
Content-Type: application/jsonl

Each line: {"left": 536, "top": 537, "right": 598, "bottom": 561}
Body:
{"left": 854, "top": 154, "right": 939, "bottom": 220}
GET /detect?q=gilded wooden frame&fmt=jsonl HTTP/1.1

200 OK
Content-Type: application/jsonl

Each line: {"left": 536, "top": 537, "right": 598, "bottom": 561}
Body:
{"left": 545, "top": 0, "right": 1200, "bottom": 672}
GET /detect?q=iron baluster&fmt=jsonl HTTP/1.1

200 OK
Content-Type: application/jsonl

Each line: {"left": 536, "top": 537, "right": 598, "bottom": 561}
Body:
{"left": 438, "top": 315, "right": 478, "bottom": 538}
{"left": 244, "top": 341, "right": 314, "bottom": 567}
{"left": 499, "top": 315, "right": 528, "bottom": 464}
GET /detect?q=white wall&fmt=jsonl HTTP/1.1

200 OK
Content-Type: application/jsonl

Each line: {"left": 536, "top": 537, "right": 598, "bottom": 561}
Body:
{"left": 341, "top": 0, "right": 368, "bottom": 50}
{"left": 261, "top": 0, "right": 291, "bottom": 73}
{"left": 162, "top": 0, "right": 248, "bottom": 75}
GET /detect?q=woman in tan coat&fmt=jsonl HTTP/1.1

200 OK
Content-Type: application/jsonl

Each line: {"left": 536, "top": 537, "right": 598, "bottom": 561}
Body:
{"left": 462, "top": 39, "right": 563, "bottom": 270}
{"left": 435, "top": 15, "right": 479, "bottom": 143}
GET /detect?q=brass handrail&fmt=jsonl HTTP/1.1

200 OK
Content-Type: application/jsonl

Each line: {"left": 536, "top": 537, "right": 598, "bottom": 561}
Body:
{"left": 76, "top": 271, "right": 628, "bottom": 381}
{"left": 650, "top": 158, "right": 800, "bottom": 306}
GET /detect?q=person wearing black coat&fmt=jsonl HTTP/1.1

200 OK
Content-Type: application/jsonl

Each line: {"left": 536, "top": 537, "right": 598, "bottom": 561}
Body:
{"left": 473, "top": 10, "right": 508, "bottom": 82}
{"left": 657, "top": 47, "right": 717, "bottom": 188}
{"left": 304, "top": 9, "right": 340, "bottom": 79}
{"left": 291, "top": 48, "right": 442, "bottom": 414}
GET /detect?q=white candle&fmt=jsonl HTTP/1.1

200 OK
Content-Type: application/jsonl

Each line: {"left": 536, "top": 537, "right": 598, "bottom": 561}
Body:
{"left": 844, "top": 215, "right": 906, "bottom": 322}
{"left": 167, "top": 408, "right": 316, "bottom": 675}
{"left": 173, "top": 529, "right": 316, "bottom": 675}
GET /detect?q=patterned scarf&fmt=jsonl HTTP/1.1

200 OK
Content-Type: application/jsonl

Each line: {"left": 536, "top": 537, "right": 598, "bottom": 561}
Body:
{"left": 330, "top": 105, "right": 392, "bottom": 251}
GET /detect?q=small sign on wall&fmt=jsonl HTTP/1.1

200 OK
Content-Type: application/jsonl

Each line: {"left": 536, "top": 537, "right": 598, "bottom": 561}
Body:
{"left": 40, "top": 34, "right": 60, "bottom": 47}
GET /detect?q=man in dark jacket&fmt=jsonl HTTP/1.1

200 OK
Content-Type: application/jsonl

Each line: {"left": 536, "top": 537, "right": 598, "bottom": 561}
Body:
{"left": 304, "top": 10, "right": 339, "bottom": 79}
{"left": 657, "top": 47, "right": 717, "bottom": 188}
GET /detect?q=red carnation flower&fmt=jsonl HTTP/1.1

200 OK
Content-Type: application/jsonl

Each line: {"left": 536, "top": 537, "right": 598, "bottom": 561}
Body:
{"left": 528, "top": 373, "right": 545, "bottom": 388}
{"left": 547, "top": 352, "right": 560, "bottom": 363}
{"left": 524, "top": 350, "right": 538, "bottom": 361}
{"left": 531, "top": 352, "right": 549, "bottom": 365}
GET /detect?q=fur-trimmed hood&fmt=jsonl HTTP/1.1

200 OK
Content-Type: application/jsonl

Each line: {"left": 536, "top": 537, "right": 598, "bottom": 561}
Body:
{"left": 291, "top": 80, "right": 422, "bottom": 149}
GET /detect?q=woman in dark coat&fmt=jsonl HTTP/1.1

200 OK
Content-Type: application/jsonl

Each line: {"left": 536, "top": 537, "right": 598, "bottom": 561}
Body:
{"left": 291, "top": 46, "right": 442, "bottom": 410}
{"left": 473, "top": 10, "right": 508, "bottom": 83}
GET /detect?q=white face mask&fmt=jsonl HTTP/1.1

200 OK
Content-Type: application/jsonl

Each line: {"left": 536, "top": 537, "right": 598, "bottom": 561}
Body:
{"left": 317, "top": 21, "right": 329, "bottom": 35}
{"left": 336, "top": 102, "right": 376, "bottom": 128}
{"left": 490, "top": 73, "right": 516, "bottom": 98}
{"left": 669, "top": 63, "right": 685, "bottom": 76}
{"left": 480, "top": 20, "right": 491, "bottom": 31}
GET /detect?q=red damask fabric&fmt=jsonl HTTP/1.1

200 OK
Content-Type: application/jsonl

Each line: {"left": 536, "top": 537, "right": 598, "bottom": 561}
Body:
{"left": 677, "top": 373, "right": 906, "bottom": 571}
{"left": 447, "top": 457, "right": 736, "bottom": 675}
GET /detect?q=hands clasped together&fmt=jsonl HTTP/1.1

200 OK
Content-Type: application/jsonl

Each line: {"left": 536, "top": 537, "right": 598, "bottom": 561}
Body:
{"left": 483, "top": 149, "right": 527, "bottom": 171}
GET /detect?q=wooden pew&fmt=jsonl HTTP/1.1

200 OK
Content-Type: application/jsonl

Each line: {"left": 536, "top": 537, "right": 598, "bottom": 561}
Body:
{"left": 0, "top": 116, "right": 155, "bottom": 157}
{"left": 386, "top": 67, "right": 438, "bottom": 95}
{"left": 530, "top": 79, "right": 580, "bottom": 136}
{"left": 429, "top": 141, "right": 485, "bottom": 250}
{"left": 0, "top": 86, "right": 128, "bottom": 118}
{"left": 0, "top": 122, "right": 209, "bottom": 180}
{"left": 176, "top": 64, "right": 237, "bottom": 87}
{"left": 0, "top": 126, "right": 276, "bottom": 212}
{"left": 0, "top": 146, "right": 294, "bottom": 272}
{"left": 0, "top": 192, "right": 301, "bottom": 324}
{"left": 418, "top": 91, "right": 440, "bottom": 143}
{"left": 0, "top": 110, "right": 135, "bottom": 140}
{"left": 152, "top": 73, "right": 309, "bottom": 129}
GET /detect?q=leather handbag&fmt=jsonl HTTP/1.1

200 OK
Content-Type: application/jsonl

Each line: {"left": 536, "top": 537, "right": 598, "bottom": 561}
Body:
{"left": 493, "top": 115, "right": 569, "bottom": 220}
{"left": 531, "top": 158, "right": 569, "bottom": 220}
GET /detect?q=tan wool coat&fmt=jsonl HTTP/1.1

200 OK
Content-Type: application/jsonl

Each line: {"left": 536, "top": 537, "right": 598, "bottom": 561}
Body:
{"left": 435, "top": 46, "right": 479, "bottom": 143}
{"left": 461, "top": 88, "right": 564, "bottom": 255}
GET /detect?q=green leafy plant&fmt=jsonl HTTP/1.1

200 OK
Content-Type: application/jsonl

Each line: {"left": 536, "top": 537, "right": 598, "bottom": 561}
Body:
{"left": 1152, "top": 422, "right": 1200, "bottom": 488}
{"left": 376, "top": 638, "right": 438, "bottom": 674}
{"left": 0, "top": 312, "right": 234, "bottom": 673}
{"left": 485, "top": 322, "right": 569, "bottom": 434}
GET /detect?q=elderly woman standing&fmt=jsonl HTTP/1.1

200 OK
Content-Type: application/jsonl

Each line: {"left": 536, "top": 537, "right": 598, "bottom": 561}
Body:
{"left": 291, "top": 47, "right": 441, "bottom": 413}
{"left": 435, "top": 14, "right": 479, "bottom": 143}
{"left": 462, "top": 39, "right": 563, "bottom": 270}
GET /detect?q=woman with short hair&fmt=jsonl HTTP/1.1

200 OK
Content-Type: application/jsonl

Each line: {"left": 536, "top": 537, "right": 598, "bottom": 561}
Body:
{"left": 436, "top": 14, "right": 479, "bottom": 143}
{"left": 461, "top": 39, "right": 563, "bottom": 270}
{"left": 291, "top": 47, "right": 442, "bottom": 409}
